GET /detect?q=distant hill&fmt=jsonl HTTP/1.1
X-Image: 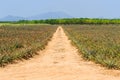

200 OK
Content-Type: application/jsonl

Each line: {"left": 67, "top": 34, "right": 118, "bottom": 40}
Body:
{"left": 0, "top": 12, "right": 73, "bottom": 21}
{"left": 0, "top": 15, "right": 24, "bottom": 21}
{"left": 27, "top": 12, "right": 73, "bottom": 20}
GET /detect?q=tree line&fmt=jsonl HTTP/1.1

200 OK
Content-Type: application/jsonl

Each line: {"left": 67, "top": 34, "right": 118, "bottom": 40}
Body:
{"left": 2, "top": 18, "right": 120, "bottom": 24}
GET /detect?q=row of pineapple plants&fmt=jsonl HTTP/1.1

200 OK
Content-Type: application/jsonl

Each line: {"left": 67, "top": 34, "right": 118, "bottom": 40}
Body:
{"left": 63, "top": 25, "right": 120, "bottom": 69}
{"left": 0, "top": 24, "right": 57, "bottom": 66}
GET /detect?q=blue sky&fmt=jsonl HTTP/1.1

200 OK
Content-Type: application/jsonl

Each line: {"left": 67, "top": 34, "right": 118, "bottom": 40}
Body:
{"left": 0, "top": 0, "right": 120, "bottom": 18}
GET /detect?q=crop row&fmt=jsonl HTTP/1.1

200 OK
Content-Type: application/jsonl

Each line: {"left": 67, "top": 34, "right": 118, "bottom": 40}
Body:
{"left": 0, "top": 24, "right": 57, "bottom": 66}
{"left": 63, "top": 25, "right": 120, "bottom": 69}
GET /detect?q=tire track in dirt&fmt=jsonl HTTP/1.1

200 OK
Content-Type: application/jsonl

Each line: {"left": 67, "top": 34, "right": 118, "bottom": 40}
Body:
{"left": 0, "top": 26, "right": 120, "bottom": 80}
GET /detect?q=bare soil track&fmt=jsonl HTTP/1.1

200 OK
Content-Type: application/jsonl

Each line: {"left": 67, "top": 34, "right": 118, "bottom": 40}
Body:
{"left": 0, "top": 26, "right": 120, "bottom": 80}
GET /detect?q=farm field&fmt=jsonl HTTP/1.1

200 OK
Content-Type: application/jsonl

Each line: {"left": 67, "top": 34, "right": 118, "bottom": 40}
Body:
{"left": 1, "top": 0, "right": 120, "bottom": 79}
{"left": 0, "top": 24, "right": 57, "bottom": 66}
{"left": 1, "top": 26, "right": 120, "bottom": 80}
{"left": 63, "top": 25, "right": 120, "bottom": 69}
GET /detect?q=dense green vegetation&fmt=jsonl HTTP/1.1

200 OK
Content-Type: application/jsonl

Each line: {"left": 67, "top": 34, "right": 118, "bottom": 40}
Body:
{"left": 63, "top": 25, "right": 120, "bottom": 69}
{"left": 0, "top": 24, "right": 57, "bottom": 66}
{"left": 16, "top": 18, "right": 120, "bottom": 24}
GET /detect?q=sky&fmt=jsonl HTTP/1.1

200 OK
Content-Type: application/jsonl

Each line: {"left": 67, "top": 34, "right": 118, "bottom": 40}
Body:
{"left": 0, "top": 0, "right": 120, "bottom": 18}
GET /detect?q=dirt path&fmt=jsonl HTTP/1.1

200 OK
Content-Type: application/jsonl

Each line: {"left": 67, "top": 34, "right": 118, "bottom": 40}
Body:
{"left": 0, "top": 27, "right": 120, "bottom": 80}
